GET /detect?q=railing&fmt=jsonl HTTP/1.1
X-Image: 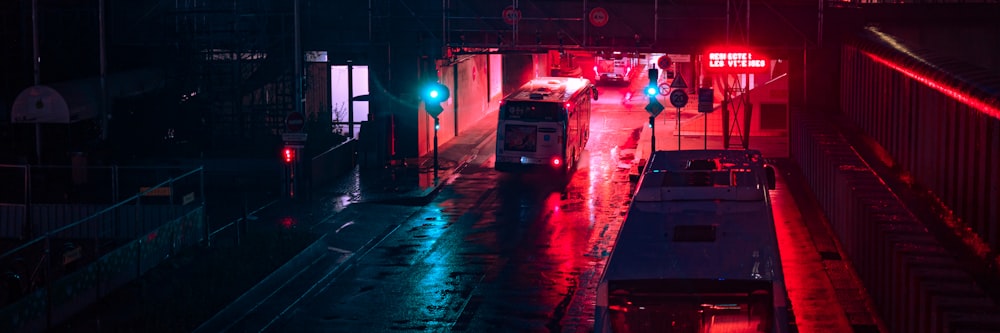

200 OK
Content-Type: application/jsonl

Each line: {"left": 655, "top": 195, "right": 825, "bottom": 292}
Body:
{"left": 0, "top": 165, "right": 206, "bottom": 332}
{"left": 0, "top": 164, "right": 207, "bottom": 240}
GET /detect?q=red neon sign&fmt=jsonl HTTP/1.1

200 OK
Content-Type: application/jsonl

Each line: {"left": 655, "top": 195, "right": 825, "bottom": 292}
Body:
{"left": 707, "top": 52, "right": 768, "bottom": 71}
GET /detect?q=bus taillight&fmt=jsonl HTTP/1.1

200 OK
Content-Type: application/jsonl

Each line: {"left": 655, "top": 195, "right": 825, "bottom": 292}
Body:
{"left": 552, "top": 158, "right": 562, "bottom": 166}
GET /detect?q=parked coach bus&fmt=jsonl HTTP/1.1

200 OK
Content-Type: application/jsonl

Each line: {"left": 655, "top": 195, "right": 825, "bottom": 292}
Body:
{"left": 595, "top": 149, "right": 792, "bottom": 333}
{"left": 494, "top": 76, "right": 598, "bottom": 176}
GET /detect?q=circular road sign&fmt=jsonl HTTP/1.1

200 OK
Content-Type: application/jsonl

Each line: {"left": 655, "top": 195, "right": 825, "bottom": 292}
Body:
{"left": 589, "top": 7, "right": 609, "bottom": 27}
{"left": 285, "top": 111, "right": 305, "bottom": 132}
{"left": 657, "top": 55, "right": 672, "bottom": 70}
{"left": 658, "top": 83, "right": 670, "bottom": 96}
{"left": 503, "top": 6, "right": 521, "bottom": 25}
{"left": 669, "top": 89, "right": 689, "bottom": 108}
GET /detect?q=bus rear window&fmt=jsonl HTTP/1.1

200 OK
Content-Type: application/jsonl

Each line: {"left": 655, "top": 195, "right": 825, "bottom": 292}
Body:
{"left": 501, "top": 102, "right": 564, "bottom": 121}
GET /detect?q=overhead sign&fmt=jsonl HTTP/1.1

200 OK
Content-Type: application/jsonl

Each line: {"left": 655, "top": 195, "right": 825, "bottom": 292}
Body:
{"left": 669, "top": 89, "right": 689, "bottom": 108}
{"left": 503, "top": 6, "right": 521, "bottom": 25}
{"left": 707, "top": 52, "right": 768, "bottom": 71}
{"left": 589, "top": 7, "right": 609, "bottom": 27}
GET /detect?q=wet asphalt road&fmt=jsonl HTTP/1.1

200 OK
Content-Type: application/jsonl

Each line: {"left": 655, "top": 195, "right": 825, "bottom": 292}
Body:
{"left": 211, "top": 85, "right": 875, "bottom": 333}
{"left": 257, "top": 87, "right": 647, "bottom": 333}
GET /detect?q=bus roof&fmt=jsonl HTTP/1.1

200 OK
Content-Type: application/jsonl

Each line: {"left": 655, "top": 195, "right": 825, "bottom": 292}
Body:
{"left": 504, "top": 76, "right": 592, "bottom": 103}
{"left": 633, "top": 149, "right": 769, "bottom": 202}
{"left": 604, "top": 200, "right": 781, "bottom": 282}
{"left": 602, "top": 149, "right": 782, "bottom": 283}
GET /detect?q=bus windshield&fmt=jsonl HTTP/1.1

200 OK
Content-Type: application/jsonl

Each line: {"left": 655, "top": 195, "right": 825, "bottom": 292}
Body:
{"left": 501, "top": 102, "right": 565, "bottom": 122}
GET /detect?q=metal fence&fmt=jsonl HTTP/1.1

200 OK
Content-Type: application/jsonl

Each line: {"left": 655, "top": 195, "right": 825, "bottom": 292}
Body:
{"left": 0, "top": 164, "right": 202, "bottom": 240}
{"left": 0, "top": 165, "right": 206, "bottom": 332}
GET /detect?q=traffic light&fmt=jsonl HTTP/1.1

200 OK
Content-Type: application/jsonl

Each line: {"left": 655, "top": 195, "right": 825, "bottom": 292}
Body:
{"left": 283, "top": 147, "right": 295, "bottom": 163}
{"left": 646, "top": 68, "right": 660, "bottom": 98}
{"left": 644, "top": 67, "right": 665, "bottom": 117}
{"left": 422, "top": 82, "right": 450, "bottom": 118}
{"left": 645, "top": 84, "right": 658, "bottom": 97}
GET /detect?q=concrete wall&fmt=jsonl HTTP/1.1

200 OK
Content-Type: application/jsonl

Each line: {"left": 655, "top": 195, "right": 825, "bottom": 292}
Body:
{"left": 416, "top": 55, "right": 493, "bottom": 159}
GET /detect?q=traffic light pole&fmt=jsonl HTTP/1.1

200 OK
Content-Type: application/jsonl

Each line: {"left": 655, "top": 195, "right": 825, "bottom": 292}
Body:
{"left": 649, "top": 116, "right": 655, "bottom": 153}
{"left": 433, "top": 116, "right": 439, "bottom": 181}
{"left": 677, "top": 107, "right": 682, "bottom": 150}
{"left": 705, "top": 110, "right": 709, "bottom": 150}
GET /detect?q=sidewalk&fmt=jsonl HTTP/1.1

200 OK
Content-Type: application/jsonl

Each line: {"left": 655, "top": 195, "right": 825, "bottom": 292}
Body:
{"left": 50, "top": 113, "right": 500, "bottom": 333}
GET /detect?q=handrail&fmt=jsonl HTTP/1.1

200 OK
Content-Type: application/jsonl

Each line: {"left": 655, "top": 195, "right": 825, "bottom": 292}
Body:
{"left": 0, "top": 166, "right": 204, "bottom": 259}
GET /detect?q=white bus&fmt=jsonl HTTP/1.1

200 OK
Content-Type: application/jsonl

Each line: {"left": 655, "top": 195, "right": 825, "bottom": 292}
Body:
{"left": 494, "top": 76, "right": 598, "bottom": 176}
{"left": 595, "top": 149, "right": 791, "bottom": 333}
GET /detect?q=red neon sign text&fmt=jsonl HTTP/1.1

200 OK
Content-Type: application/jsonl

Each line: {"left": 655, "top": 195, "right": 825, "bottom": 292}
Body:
{"left": 707, "top": 52, "right": 767, "bottom": 70}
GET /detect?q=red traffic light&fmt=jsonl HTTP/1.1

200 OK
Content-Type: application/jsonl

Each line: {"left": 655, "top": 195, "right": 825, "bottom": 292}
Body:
{"left": 283, "top": 147, "right": 295, "bottom": 163}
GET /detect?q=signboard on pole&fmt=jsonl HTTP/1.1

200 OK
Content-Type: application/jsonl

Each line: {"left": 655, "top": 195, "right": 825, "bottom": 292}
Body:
{"left": 589, "top": 7, "right": 609, "bottom": 27}
{"left": 670, "top": 73, "right": 688, "bottom": 89}
{"left": 657, "top": 56, "right": 672, "bottom": 70}
{"left": 658, "top": 83, "right": 670, "bottom": 96}
{"left": 285, "top": 112, "right": 305, "bottom": 132}
{"left": 282, "top": 132, "right": 308, "bottom": 148}
{"left": 645, "top": 99, "right": 665, "bottom": 117}
{"left": 669, "top": 89, "right": 689, "bottom": 108}
{"left": 667, "top": 54, "right": 691, "bottom": 63}
{"left": 502, "top": 6, "right": 521, "bottom": 25}
{"left": 698, "top": 88, "right": 715, "bottom": 113}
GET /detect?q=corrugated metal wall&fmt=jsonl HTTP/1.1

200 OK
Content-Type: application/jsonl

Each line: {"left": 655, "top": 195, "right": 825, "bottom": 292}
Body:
{"left": 840, "top": 38, "right": 1000, "bottom": 254}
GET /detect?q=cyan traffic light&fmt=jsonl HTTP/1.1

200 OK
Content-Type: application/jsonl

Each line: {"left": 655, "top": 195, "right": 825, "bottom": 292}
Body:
{"left": 422, "top": 82, "right": 450, "bottom": 118}
{"left": 645, "top": 67, "right": 660, "bottom": 98}
{"left": 645, "top": 85, "right": 658, "bottom": 97}
{"left": 423, "top": 82, "right": 450, "bottom": 104}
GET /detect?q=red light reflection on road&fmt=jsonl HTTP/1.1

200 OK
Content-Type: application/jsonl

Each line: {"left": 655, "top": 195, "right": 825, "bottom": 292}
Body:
{"left": 543, "top": 192, "right": 581, "bottom": 279}
{"left": 280, "top": 216, "right": 296, "bottom": 229}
